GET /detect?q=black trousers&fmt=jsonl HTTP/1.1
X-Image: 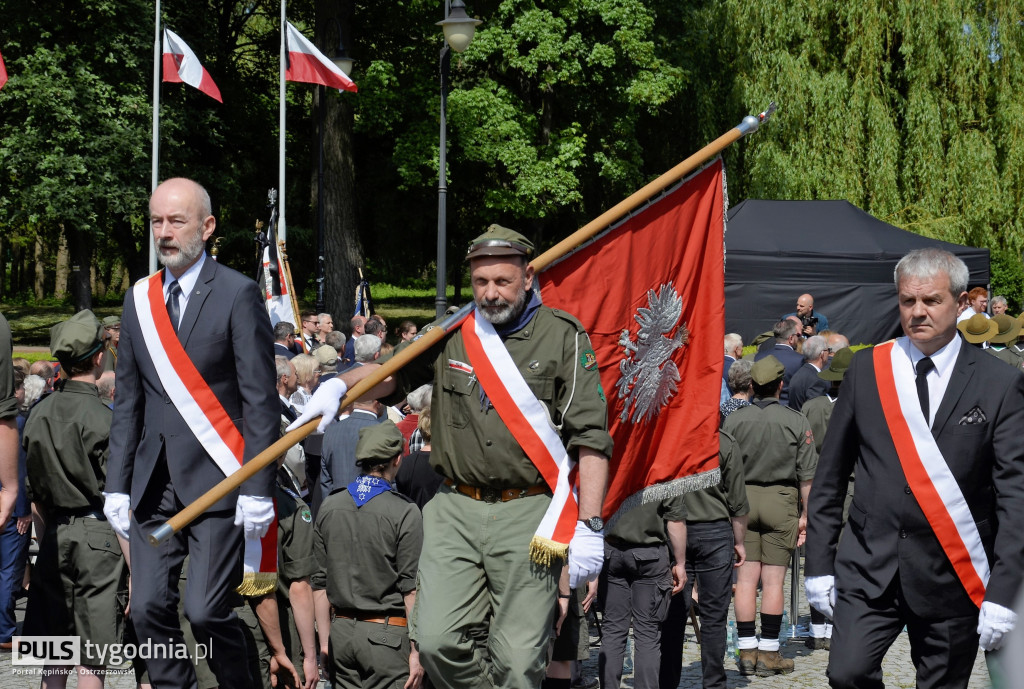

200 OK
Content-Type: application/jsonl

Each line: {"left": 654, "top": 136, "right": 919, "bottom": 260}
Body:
{"left": 659, "top": 520, "right": 734, "bottom": 689}
{"left": 129, "top": 459, "right": 249, "bottom": 689}
{"left": 827, "top": 574, "right": 979, "bottom": 689}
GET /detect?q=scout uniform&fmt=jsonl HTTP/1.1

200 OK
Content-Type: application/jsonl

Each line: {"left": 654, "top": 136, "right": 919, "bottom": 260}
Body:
{"left": 986, "top": 314, "right": 1024, "bottom": 369}
{"left": 22, "top": 310, "right": 125, "bottom": 665}
{"left": 313, "top": 422, "right": 423, "bottom": 689}
{"left": 598, "top": 495, "right": 686, "bottom": 689}
{"left": 661, "top": 430, "right": 750, "bottom": 689}
{"left": 101, "top": 314, "right": 120, "bottom": 373}
{"left": 388, "top": 226, "right": 612, "bottom": 689}
{"left": 721, "top": 357, "right": 817, "bottom": 567}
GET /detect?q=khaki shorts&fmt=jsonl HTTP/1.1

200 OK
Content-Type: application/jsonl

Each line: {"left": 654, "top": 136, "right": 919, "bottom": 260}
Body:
{"left": 744, "top": 484, "right": 799, "bottom": 566}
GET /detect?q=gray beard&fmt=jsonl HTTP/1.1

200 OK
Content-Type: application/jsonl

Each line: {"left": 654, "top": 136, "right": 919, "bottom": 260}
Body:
{"left": 477, "top": 288, "right": 528, "bottom": 326}
{"left": 157, "top": 231, "right": 206, "bottom": 270}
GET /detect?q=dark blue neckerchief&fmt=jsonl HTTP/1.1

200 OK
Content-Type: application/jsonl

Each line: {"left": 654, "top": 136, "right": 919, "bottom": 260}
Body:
{"left": 348, "top": 475, "right": 392, "bottom": 507}
{"left": 477, "top": 290, "right": 542, "bottom": 411}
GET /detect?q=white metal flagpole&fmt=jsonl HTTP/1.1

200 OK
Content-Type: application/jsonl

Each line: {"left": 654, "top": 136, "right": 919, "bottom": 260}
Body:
{"left": 150, "top": 0, "right": 161, "bottom": 273}
{"left": 278, "top": 0, "right": 287, "bottom": 243}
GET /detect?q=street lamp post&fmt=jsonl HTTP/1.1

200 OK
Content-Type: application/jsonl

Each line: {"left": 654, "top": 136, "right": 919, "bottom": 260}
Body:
{"left": 435, "top": 0, "right": 481, "bottom": 318}
{"left": 317, "top": 24, "right": 354, "bottom": 314}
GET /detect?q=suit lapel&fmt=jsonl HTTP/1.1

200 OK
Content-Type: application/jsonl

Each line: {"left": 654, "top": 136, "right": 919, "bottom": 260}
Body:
{"left": 931, "top": 344, "right": 974, "bottom": 435}
{"left": 177, "top": 255, "right": 217, "bottom": 347}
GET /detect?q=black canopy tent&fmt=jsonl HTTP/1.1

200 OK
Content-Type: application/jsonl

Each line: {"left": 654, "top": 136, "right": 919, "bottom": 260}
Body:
{"left": 725, "top": 199, "right": 990, "bottom": 346}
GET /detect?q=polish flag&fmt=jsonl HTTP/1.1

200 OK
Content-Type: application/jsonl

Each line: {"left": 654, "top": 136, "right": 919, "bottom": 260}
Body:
{"left": 285, "top": 22, "right": 357, "bottom": 92}
{"left": 162, "top": 28, "right": 223, "bottom": 103}
{"left": 0, "top": 50, "right": 8, "bottom": 91}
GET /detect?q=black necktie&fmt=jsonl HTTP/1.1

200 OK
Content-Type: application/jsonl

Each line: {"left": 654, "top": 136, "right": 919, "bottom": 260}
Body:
{"left": 916, "top": 356, "right": 935, "bottom": 422}
{"left": 166, "top": 281, "right": 182, "bottom": 333}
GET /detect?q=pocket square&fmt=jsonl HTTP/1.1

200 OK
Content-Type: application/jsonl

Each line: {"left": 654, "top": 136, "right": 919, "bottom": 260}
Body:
{"left": 958, "top": 406, "right": 987, "bottom": 425}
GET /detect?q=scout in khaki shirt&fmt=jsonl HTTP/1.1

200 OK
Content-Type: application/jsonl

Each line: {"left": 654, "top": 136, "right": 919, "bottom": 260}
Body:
{"left": 22, "top": 310, "right": 126, "bottom": 686}
{"left": 313, "top": 422, "right": 423, "bottom": 689}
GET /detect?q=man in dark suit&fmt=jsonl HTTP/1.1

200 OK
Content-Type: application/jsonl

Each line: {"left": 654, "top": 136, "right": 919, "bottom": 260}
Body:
{"left": 274, "top": 320, "right": 297, "bottom": 360}
{"left": 724, "top": 333, "right": 743, "bottom": 390}
{"left": 104, "top": 178, "right": 280, "bottom": 689}
{"left": 754, "top": 319, "right": 804, "bottom": 406}
{"left": 805, "top": 248, "right": 1024, "bottom": 689}
{"left": 787, "top": 334, "right": 830, "bottom": 410}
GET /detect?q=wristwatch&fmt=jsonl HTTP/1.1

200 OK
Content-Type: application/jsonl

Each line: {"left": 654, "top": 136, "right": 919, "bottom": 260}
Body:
{"left": 579, "top": 516, "right": 604, "bottom": 532}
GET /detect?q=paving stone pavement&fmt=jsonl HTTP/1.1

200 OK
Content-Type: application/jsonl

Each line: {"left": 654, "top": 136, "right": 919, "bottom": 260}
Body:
{"left": 0, "top": 559, "right": 993, "bottom": 688}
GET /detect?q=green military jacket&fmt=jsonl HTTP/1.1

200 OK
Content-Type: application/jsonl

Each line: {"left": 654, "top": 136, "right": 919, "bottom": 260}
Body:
{"left": 801, "top": 394, "right": 836, "bottom": 454}
{"left": 24, "top": 379, "right": 111, "bottom": 512}
{"left": 606, "top": 494, "right": 686, "bottom": 548}
{"left": 987, "top": 346, "right": 1024, "bottom": 371}
{"left": 722, "top": 397, "right": 818, "bottom": 486}
{"left": 277, "top": 484, "right": 317, "bottom": 600}
{"left": 312, "top": 484, "right": 422, "bottom": 617}
{"left": 390, "top": 305, "right": 612, "bottom": 488}
{"left": 0, "top": 314, "right": 15, "bottom": 421}
{"left": 683, "top": 430, "right": 750, "bottom": 523}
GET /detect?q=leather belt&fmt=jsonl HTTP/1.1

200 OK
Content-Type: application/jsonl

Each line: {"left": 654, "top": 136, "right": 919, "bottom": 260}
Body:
{"left": 331, "top": 608, "right": 407, "bottom": 627}
{"left": 444, "top": 478, "right": 549, "bottom": 503}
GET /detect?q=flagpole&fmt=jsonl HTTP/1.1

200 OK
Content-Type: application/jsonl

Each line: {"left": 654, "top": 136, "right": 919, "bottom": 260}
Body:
{"left": 279, "top": 0, "right": 287, "bottom": 244}
{"left": 149, "top": 0, "right": 161, "bottom": 274}
{"left": 148, "top": 104, "right": 776, "bottom": 545}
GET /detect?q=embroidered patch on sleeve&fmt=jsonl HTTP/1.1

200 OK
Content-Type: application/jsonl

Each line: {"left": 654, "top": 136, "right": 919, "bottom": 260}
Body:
{"left": 580, "top": 350, "right": 598, "bottom": 371}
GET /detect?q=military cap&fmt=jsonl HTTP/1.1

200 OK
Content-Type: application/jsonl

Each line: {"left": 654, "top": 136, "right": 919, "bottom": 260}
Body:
{"left": 101, "top": 315, "right": 121, "bottom": 328}
{"left": 50, "top": 310, "right": 104, "bottom": 365}
{"left": 465, "top": 224, "right": 535, "bottom": 261}
{"left": 957, "top": 313, "right": 998, "bottom": 344}
{"left": 314, "top": 345, "right": 339, "bottom": 365}
{"left": 818, "top": 347, "right": 854, "bottom": 381}
{"left": 750, "top": 355, "right": 785, "bottom": 385}
{"left": 990, "top": 314, "right": 1021, "bottom": 344}
{"left": 355, "top": 421, "right": 404, "bottom": 464}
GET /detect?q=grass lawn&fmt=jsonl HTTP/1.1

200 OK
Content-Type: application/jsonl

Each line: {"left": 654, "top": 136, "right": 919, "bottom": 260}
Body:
{"left": 3, "top": 283, "right": 461, "bottom": 355}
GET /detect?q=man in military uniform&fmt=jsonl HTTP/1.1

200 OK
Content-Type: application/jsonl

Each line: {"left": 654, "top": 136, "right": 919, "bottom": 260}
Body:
{"left": 598, "top": 495, "right": 687, "bottom": 689}
{"left": 313, "top": 422, "right": 423, "bottom": 689}
{"left": 293, "top": 225, "right": 612, "bottom": 689}
{"left": 22, "top": 310, "right": 125, "bottom": 687}
{"left": 986, "top": 314, "right": 1023, "bottom": 369}
{"left": 721, "top": 356, "right": 816, "bottom": 677}
{"left": 101, "top": 314, "right": 120, "bottom": 373}
{"left": 659, "top": 430, "right": 749, "bottom": 689}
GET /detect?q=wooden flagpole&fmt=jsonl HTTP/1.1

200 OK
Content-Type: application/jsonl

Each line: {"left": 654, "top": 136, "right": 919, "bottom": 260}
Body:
{"left": 150, "top": 104, "right": 776, "bottom": 545}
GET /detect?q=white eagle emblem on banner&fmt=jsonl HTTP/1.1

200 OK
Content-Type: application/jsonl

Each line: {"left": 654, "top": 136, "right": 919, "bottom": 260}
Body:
{"left": 615, "top": 282, "right": 689, "bottom": 423}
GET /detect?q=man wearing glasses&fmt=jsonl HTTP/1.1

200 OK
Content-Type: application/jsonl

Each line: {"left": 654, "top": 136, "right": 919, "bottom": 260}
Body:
{"left": 299, "top": 311, "right": 321, "bottom": 353}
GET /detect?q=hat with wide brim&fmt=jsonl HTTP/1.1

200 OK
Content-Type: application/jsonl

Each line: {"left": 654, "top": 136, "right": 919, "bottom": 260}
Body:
{"left": 819, "top": 346, "right": 854, "bottom": 381}
{"left": 990, "top": 314, "right": 1021, "bottom": 344}
{"left": 957, "top": 313, "right": 999, "bottom": 344}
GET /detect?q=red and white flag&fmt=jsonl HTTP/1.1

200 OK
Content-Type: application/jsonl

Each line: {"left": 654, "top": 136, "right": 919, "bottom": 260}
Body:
{"left": 285, "top": 22, "right": 357, "bottom": 92}
{"left": 0, "top": 50, "right": 8, "bottom": 91}
{"left": 162, "top": 28, "right": 223, "bottom": 103}
{"left": 540, "top": 159, "right": 726, "bottom": 522}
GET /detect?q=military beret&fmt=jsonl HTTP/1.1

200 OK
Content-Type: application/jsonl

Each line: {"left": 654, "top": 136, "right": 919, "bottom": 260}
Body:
{"left": 314, "top": 346, "right": 338, "bottom": 365}
{"left": 465, "top": 224, "right": 535, "bottom": 261}
{"left": 50, "top": 310, "right": 104, "bottom": 365}
{"left": 818, "top": 347, "right": 854, "bottom": 382}
{"left": 101, "top": 315, "right": 121, "bottom": 328}
{"left": 355, "top": 421, "right": 404, "bottom": 464}
{"left": 750, "top": 355, "right": 785, "bottom": 385}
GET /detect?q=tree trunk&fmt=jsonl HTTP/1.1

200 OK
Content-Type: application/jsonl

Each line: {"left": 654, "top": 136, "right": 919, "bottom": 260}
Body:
{"left": 54, "top": 227, "right": 70, "bottom": 300}
{"left": 10, "top": 244, "right": 21, "bottom": 297}
{"left": 0, "top": 235, "right": 6, "bottom": 300}
{"left": 66, "top": 225, "right": 92, "bottom": 311}
{"left": 33, "top": 235, "right": 45, "bottom": 301}
{"left": 316, "top": 0, "right": 363, "bottom": 321}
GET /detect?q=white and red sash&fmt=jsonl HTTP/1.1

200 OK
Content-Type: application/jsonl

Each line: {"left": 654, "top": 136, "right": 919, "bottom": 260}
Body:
{"left": 873, "top": 340, "right": 989, "bottom": 607}
{"left": 460, "top": 308, "right": 579, "bottom": 565}
{"left": 133, "top": 272, "right": 277, "bottom": 594}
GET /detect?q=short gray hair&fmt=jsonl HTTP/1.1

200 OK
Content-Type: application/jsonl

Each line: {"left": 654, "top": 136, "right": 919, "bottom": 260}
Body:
{"left": 406, "top": 384, "right": 432, "bottom": 413}
{"left": 23, "top": 374, "right": 46, "bottom": 410}
{"left": 992, "top": 295, "right": 1008, "bottom": 309}
{"left": 773, "top": 319, "right": 799, "bottom": 340}
{"left": 894, "top": 248, "right": 968, "bottom": 297}
{"left": 724, "top": 333, "right": 742, "bottom": 354}
{"left": 727, "top": 359, "right": 753, "bottom": 393}
{"left": 354, "top": 334, "right": 382, "bottom": 362}
{"left": 275, "top": 355, "right": 293, "bottom": 380}
{"left": 325, "top": 330, "right": 346, "bottom": 352}
{"left": 802, "top": 335, "right": 827, "bottom": 362}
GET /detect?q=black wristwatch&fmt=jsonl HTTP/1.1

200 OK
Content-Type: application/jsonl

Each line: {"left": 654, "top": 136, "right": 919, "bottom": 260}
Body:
{"left": 579, "top": 516, "right": 604, "bottom": 532}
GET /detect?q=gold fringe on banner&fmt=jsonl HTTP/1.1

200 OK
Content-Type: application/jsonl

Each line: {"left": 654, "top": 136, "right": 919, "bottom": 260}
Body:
{"left": 236, "top": 572, "right": 278, "bottom": 597}
{"left": 529, "top": 536, "right": 570, "bottom": 567}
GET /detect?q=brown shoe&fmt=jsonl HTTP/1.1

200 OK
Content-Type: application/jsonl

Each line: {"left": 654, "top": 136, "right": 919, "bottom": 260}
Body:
{"left": 0, "top": 642, "right": 12, "bottom": 651}
{"left": 738, "top": 648, "right": 758, "bottom": 676}
{"left": 755, "top": 649, "right": 794, "bottom": 676}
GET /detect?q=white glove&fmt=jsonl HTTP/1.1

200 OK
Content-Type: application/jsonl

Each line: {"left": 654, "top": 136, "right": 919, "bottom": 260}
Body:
{"left": 286, "top": 377, "right": 348, "bottom": 434}
{"left": 234, "top": 495, "right": 275, "bottom": 539}
{"left": 805, "top": 575, "right": 837, "bottom": 620}
{"left": 102, "top": 491, "right": 131, "bottom": 540}
{"left": 568, "top": 522, "right": 605, "bottom": 589}
{"left": 978, "top": 601, "right": 1017, "bottom": 651}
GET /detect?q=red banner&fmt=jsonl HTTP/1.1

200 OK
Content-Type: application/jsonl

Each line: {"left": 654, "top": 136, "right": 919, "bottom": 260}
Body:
{"left": 539, "top": 159, "right": 725, "bottom": 520}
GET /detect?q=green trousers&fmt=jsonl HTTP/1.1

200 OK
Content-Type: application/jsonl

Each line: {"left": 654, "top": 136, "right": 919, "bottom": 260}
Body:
{"left": 331, "top": 616, "right": 410, "bottom": 689}
{"left": 412, "top": 486, "right": 558, "bottom": 689}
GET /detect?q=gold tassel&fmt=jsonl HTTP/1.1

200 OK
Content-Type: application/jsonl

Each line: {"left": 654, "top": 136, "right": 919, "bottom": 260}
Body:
{"left": 236, "top": 571, "right": 278, "bottom": 597}
{"left": 529, "top": 536, "right": 569, "bottom": 566}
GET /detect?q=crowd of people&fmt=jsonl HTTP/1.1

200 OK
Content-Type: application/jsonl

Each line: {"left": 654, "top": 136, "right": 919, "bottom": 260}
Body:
{"left": 0, "top": 177, "right": 1018, "bottom": 689}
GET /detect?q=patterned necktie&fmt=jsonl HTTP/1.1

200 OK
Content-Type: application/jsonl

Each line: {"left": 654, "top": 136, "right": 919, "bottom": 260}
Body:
{"left": 915, "top": 356, "right": 935, "bottom": 422}
{"left": 166, "top": 281, "right": 182, "bottom": 333}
